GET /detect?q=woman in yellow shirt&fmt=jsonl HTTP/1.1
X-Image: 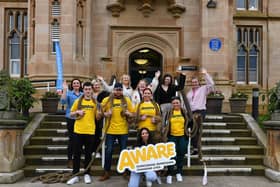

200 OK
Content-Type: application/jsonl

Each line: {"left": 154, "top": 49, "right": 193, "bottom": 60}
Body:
{"left": 163, "top": 96, "right": 189, "bottom": 184}
{"left": 135, "top": 87, "right": 161, "bottom": 142}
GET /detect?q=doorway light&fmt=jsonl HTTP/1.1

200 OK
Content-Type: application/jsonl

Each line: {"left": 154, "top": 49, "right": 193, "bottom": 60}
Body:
{"left": 139, "top": 49, "right": 149, "bottom": 53}
{"left": 138, "top": 70, "right": 147, "bottom": 74}
{"left": 135, "top": 59, "right": 148, "bottom": 65}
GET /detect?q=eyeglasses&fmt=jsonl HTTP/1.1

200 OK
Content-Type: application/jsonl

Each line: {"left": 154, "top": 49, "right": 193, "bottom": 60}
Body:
{"left": 114, "top": 88, "right": 123, "bottom": 91}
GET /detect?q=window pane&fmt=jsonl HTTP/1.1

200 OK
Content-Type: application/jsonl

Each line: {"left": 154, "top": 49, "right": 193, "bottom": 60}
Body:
{"left": 237, "top": 29, "right": 242, "bottom": 43}
{"left": 10, "top": 60, "right": 20, "bottom": 76}
{"left": 249, "top": 0, "right": 258, "bottom": 10}
{"left": 237, "top": 48, "right": 246, "bottom": 82}
{"left": 24, "top": 14, "right": 28, "bottom": 32}
{"left": 17, "top": 13, "right": 22, "bottom": 31}
{"left": 24, "top": 39, "right": 28, "bottom": 75}
{"left": 9, "top": 33, "right": 20, "bottom": 59}
{"left": 9, "top": 14, "right": 14, "bottom": 31}
{"left": 249, "top": 47, "right": 258, "bottom": 82}
{"left": 249, "top": 29, "right": 254, "bottom": 43}
{"left": 236, "top": 0, "right": 246, "bottom": 10}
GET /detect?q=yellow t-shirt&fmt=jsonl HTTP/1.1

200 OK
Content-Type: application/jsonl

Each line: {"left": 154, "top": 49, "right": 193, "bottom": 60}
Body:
{"left": 71, "top": 98, "right": 96, "bottom": 135}
{"left": 136, "top": 101, "right": 159, "bottom": 131}
{"left": 170, "top": 110, "right": 185, "bottom": 136}
{"left": 101, "top": 96, "right": 134, "bottom": 135}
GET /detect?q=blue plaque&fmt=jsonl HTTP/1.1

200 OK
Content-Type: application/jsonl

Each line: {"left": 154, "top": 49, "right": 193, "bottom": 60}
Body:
{"left": 209, "top": 38, "right": 222, "bottom": 51}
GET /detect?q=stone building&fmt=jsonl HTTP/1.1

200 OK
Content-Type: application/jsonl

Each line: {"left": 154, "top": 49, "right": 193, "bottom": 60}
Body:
{"left": 0, "top": 0, "right": 279, "bottom": 111}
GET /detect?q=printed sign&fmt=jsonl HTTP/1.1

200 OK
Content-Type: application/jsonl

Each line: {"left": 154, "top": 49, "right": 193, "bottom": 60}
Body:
{"left": 117, "top": 142, "right": 176, "bottom": 173}
{"left": 209, "top": 38, "right": 222, "bottom": 51}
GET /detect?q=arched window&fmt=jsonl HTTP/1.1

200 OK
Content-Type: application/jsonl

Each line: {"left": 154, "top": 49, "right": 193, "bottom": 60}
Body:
{"left": 237, "top": 46, "right": 247, "bottom": 83}
{"left": 5, "top": 9, "right": 27, "bottom": 77}
{"left": 249, "top": 46, "right": 259, "bottom": 83}
{"left": 236, "top": 26, "right": 261, "bottom": 85}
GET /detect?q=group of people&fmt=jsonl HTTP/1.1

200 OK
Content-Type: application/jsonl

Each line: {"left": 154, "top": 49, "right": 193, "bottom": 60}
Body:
{"left": 60, "top": 68, "right": 215, "bottom": 186}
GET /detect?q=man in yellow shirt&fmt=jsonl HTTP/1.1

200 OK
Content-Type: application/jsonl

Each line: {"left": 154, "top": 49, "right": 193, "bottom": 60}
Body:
{"left": 99, "top": 83, "right": 134, "bottom": 181}
{"left": 66, "top": 82, "right": 100, "bottom": 185}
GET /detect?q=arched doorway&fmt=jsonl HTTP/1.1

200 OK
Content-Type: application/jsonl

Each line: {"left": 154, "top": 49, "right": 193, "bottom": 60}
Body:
{"left": 129, "top": 48, "right": 162, "bottom": 89}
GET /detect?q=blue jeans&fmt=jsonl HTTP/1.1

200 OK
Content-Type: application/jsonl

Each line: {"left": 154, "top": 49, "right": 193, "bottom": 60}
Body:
{"left": 104, "top": 134, "right": 128, "bottom": 171}
{"left": 167, "top": 135, "right": 188, "bottom": 175}
{"left": 128, "top": 171, "right": 157, "bottom": 187}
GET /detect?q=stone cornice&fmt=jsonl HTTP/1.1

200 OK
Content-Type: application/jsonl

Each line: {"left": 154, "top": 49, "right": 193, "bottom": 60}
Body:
{"left": 234, "top": 12, "right": 280, "bottom": 21}
{"left": 106, "top": 0, "right": 186, "bottom": 18}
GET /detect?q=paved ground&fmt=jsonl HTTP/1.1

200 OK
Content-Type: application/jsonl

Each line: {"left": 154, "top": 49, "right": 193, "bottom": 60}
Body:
{"left": 0, "top": 176, "right": 279, "bottom": 187}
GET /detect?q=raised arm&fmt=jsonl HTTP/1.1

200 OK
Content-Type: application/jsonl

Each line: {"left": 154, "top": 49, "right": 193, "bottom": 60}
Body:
{"left": 150, "top": 70, "right": 161, "bottom": 93}
{"left": 97, "top": 75, "right": 115, "bottom": 93}
{"left": 202, "top": 68, "right": 215, "bottom": 88}
{"left": 60, "top": 80, "right": 68, "bottom": 104}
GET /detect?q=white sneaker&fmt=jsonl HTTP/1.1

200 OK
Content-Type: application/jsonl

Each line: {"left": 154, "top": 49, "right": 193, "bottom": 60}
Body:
{"left": 84, "top": 174, "right": 92, "bottom": 184}
{"left": 176, "top": 173, "right": 183, "bottom": 182}
{"left": 146, "top": 181, "right": 152, "bottom": 187}
{"left": 156, "top": 176, "right": 162, "bottom": 184}
{"left": 96, "top": 152, "right": 101, "bottom": 158}
{"left": 66, "top": 176, "right": 79, "bottom": 185}
{"left": 166, "top": 175, "right": 172, "bottom": 184}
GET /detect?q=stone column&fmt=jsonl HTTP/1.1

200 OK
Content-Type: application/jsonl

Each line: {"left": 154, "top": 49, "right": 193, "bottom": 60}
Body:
{"left": 263, "top": 115, "right": 280, "bottom": 182}
{"left": 0, "top": 119, "right": 26, "bottom": 183}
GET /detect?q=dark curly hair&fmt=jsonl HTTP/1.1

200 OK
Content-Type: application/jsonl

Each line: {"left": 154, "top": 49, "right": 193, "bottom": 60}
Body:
{"left": 137, "top": 128, "right": 154, "bottom": 146}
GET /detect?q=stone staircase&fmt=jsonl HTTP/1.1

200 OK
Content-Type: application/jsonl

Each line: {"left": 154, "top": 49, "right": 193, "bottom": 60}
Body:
{"left": 23, "top": 114, "right": 265, "bottom": 177}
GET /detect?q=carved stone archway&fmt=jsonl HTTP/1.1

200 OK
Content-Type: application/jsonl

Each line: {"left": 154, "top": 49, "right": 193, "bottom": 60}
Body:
{"left": 109, "top": 26, "right": 182, "bottom": 77}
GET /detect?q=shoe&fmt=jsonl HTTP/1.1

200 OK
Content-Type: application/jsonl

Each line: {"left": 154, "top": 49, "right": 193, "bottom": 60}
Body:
{"left": 66, "top": 176, "right": 79, "bottom": 185}
{"left": 84, "top": 174, "right": 92, "bottom": 184}
{"left": 146, "top": 181, "right": 152, "bottom": 187}
{"left": 166, "top": 175, "right": 172, "bottom": 184}
{"left": 156, "top": 176, "right": 162, "bottom": 184}
{"left": 176, "top": 173, "right": 183, "bottom": 182}
{"left": 99, "top": 171, "right": 110, "bottom": 181}
{"left": 96, "top": 152, "right": 101, "bottom": 158}
{"left": 67, "top": 160, "right": 73, "bottom": 169}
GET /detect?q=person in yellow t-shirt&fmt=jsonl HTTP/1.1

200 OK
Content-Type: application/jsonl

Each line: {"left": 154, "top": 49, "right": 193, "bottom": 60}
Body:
{"left": 163, "top": 96, "right": 189, "bottom": 184}
{"left": 66, "top": 82, "right": 101, "bottom": 185}
{"left": 135, "top": 88, "right": 161, "bottom": 141}
{"left": 99, "top": 83, "right": 134, "bottom": 181}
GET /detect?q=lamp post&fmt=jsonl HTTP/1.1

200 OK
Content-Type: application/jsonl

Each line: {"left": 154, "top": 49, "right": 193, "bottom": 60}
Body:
{"left": 252, "top": 88, "right": 259, "bottom": 120}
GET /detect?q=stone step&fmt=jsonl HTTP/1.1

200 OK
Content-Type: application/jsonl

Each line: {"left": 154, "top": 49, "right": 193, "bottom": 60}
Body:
{"left": 27, "top": 136, "right": 137, "bottom": 145}
{"left": 201, "top": 137, "right": 257, "bottom": 145}
{"left": 201, "top": 145, "right": 264, "bottom": 155}
{"left": 204, "top": 115, "right": 244, "bottom": 123}
{"left": 43, "top": 114, "right": 66, "bottom": 122}
{"left": 34, "top": 128, "right": 138, "bottom": 137}
{"left": 24, "top": 154, "right": 263, "bottom": 166}
{"left": 24, "top": 144, "right": 263, "bottom": 156}
{"left": 202, "top": 122, "right": 247, "bottom": 129}
{"left": 202, "top": 129, "right": 251, "bottom": 137}
{"left": 23, "top": 164, "right": 265, "bottom": 177}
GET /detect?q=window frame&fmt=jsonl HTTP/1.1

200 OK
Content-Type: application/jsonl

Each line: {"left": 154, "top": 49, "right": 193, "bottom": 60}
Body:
{"left": 236, "top": 0, "right": 261, "bottom": 11}
{"left": 236, "top": 26, "right": 262, "bottom": 85}
{"left": 4, "top": 8, "right": 28, "bottom": 78}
